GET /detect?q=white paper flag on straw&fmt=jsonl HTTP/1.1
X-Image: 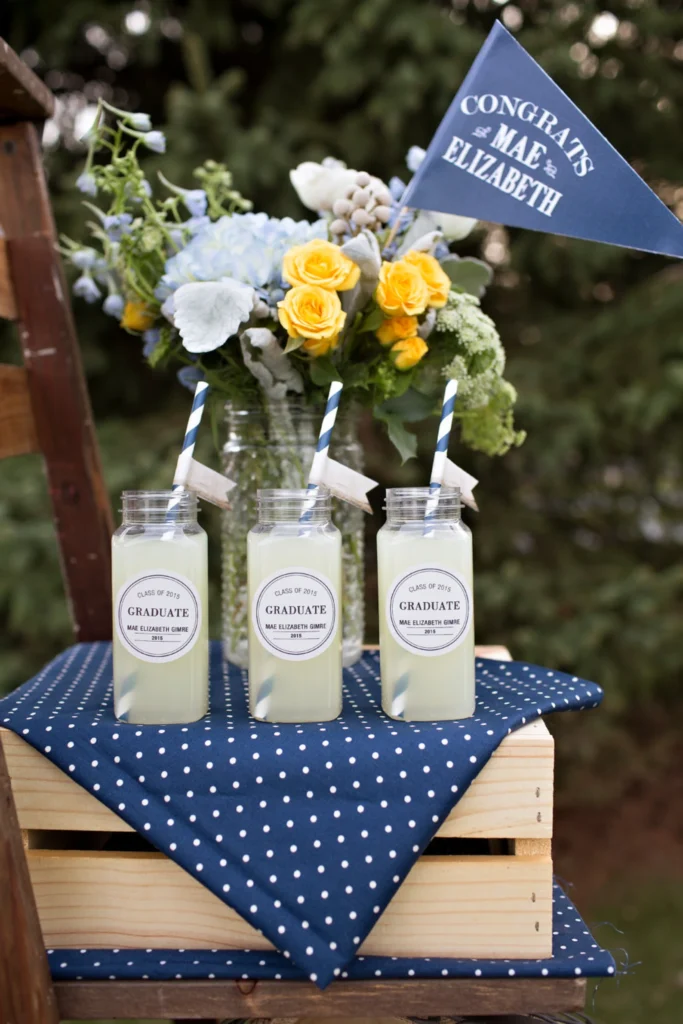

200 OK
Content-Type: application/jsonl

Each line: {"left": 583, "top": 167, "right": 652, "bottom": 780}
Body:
{"left": 316, "top": 458, "right": 378, "bottom": 514}
{"left": 442, "top": 458, "right": 479, "bottom": 511}
{"left": 173, "top": 457, "right": 237, "bottom": 510}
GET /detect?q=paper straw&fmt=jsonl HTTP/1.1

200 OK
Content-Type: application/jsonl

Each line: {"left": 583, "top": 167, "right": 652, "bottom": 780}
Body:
{"left": 165, "top": 380, "right": 209, "bottom": 524}
{"left": 424, "top": 379, "right": 458, "bottom": 529}
{"left": 299, "top": 380, "right": 344, "bottom": 523}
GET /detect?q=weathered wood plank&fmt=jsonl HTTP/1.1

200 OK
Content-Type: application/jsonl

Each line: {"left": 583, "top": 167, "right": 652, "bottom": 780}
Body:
{"left": 27, "top": 849, "right": 552, "bottom": 959}
{"left": 0, "top": 737, "right": 59, "bottom": 1024}
{"left": 2, "top": 717, "right": 553, "bottom": 839}
{"left": 0, "top": 121, "right": 113, "bottom": 642}
{"left": 54, "top": 977, "right": 587, "bottom": 1019}
{"left": 0, "top": 237, "right": 17, "bottom": 318}
{"left": 0, "top": 364, "right": 39, "bottom": 457}
{"left": 0, "top": 39, "right": 54, "bottom": 122}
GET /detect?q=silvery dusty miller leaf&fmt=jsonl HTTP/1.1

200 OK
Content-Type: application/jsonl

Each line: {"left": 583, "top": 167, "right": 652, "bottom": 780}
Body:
{"left": 174, "top": 280, "right": 255, "bottom": 353}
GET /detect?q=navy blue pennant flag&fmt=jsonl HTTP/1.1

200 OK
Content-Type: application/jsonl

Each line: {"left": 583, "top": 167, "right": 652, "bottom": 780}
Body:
{"left": 402, "top": 21, "right": 683, "bottom": 258}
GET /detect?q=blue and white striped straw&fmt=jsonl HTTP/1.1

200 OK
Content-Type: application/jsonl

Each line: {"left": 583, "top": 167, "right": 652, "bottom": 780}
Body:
{"left": 299, "top": 380, "right": 344, "bottom": 523}
{"left": 165, "top": 380, "right": 209, "bottom": 524}
{"left": 424, "top": 379, "right": 458, "bottom": 528}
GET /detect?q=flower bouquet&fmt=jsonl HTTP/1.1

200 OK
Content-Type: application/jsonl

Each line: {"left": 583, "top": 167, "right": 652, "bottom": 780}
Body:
{"left": 64, "top": 103, "right": 524, "bottom": 664}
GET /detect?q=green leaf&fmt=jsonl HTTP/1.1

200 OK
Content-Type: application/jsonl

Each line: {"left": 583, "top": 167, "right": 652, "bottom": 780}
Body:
{"left": 377, "top": 387, "right": 436, "bottom": 423}
{"left": 358, "top": 304, "right": 385, "bottom": 333}
{"left": 283, "top": 335, "right": 305, "bottom": 354}
{"left": 309, "top": 357, "right": 340, "bottom": 386}
{"left": 374, "top": 407, "right": 418, "bottom": 463}
{"left": 441, "top": 257, "right": 493, "bottom": 297}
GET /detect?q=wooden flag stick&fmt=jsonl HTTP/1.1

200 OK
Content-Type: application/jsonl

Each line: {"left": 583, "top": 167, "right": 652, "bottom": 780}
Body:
{"left": 384, "top": 205, "right": 408, "bottom": 249}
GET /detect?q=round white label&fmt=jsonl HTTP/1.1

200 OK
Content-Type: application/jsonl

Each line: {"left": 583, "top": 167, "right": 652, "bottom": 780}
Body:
{"left": 252, "top": 567, "right": 339, "bottom": 661}
{"left": 386, "top": 564, "right": 472, "bottom": 657}
{"left": 115, "top": 571, "right": 202, "bottom": 664}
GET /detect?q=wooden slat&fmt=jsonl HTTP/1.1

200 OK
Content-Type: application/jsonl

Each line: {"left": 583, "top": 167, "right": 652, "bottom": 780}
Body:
{"left": 1, "top": 718, "right": 553, "bottom": 839}
{"left": 439, "top": 717, "right": 553, "bottom": 838}
{"left": 0, "top": 238, "right": 17, "bottom": 318}
{"left": 0, "top": 364, "right": 39, "bottom": 458}
{"left": 0, "top": 726, "right": 59, "bottom": 1024}
{"left": 0, "top": 122, "right": 113, "bottom": 641}
{"left": 28, "top": 849, "right": 552, "bottom": 959}
{"left": 0, "top": 39, "right": 54, "bottom": 122}
{"left": 54, "top": 977, "right": 587, "bottom": 1020}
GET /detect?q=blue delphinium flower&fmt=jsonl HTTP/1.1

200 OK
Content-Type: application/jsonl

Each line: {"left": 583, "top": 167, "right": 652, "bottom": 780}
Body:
{"left": 181, "top": 189, "right": 208, "bottom": 218}
{"left": 177, "top": 365, "right": 205, "bottom": 390}
{"left": 142, "top": 131, "right": 166, "bottom": 154}
{"left": 76, "top": 172, "right": 97, "bottom": 197}
{"left": 406, "top": 146, "right": 426, "bottom": 172}
{"left": 71, "top": 247, "right": 99, "bottom": 270}
{"left": 389, "top": 176, "right": 406, "bottom": 202}
{"left": 157, "top": 212, "right": 326, "bottom": 300}
{"left": 128, "top": 112, "right": 152, "bottom": 131}
{"left": 103, "top": 213, "right": 133, "bottom": 242}
{"left": 73, "top": 275, "right": 101, "bottom": 303}
{"left": 142, "top": 329, "right": 161, "bottom": 358}
{"left": 103, "top": 293, "right": 125, "bottom": 318}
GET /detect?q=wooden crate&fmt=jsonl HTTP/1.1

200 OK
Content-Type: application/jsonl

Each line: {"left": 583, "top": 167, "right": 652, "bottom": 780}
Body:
{"left": 2, "top": 647, "right": 554, "bottom": 959}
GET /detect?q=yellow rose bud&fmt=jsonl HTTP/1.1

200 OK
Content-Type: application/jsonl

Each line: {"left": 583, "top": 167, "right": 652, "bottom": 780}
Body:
{"left": 390, "top": 335, "right": 429, "bottom": 371}
{"left": 403, "top": 249, "right": 451, "bottom": 308}
{"left": 277, "top": 283, "right": 346, "bottom": 341}
{"left": 303, "top": 334, "right": 340, "bottom": 358}
{"left": 375, "top": 259, "right": 429, "bottom": 317}
{"left": 376, "top": 315, "right": 419, "bottom": 346}
{"left": 282, "top": 239, "right": 360, "bottom": 291}
{"left": 120, "top": 300, "right": 156, "bottom": 332}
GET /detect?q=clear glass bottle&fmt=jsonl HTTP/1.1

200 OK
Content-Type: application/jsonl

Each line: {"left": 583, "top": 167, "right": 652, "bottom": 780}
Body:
{"left": 377, "top": 486, "right": 475, "bottom": 721}
{"left": 222, "top": 401, "right": 364, "bottom": 669}
{"left": 247, "top": 487, "right": 343, "bottom": 722}
{"left": 112, "top": 490, "right": 209, "bottom": 725}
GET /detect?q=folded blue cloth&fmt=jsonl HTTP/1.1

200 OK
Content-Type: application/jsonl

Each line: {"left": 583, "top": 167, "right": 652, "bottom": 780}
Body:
{"left": 1, "top": 643, "right": 603, "bottom": 988}
{"left": 46, "top": 883, "right": 616, "bottom": 981}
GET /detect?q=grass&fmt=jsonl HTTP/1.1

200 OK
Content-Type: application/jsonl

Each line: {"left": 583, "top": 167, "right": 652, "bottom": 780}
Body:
{"left": 587, "top": 877, "right": 683, "bottom": 1023}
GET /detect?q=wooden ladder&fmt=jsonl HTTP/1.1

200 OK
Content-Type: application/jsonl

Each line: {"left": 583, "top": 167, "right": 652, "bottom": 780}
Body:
{"left": 0, "top": 37, "right": 112, "bottom": 1024}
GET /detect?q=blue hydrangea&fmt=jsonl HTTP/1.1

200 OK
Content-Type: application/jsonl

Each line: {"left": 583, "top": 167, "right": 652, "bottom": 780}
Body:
{"left": 156, "top": 212, "right": 327, "bottom": 300}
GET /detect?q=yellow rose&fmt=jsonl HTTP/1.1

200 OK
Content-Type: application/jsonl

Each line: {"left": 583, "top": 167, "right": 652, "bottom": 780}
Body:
{"left": 303, "top": 334, "right": 340, "bottom": 358}
{"left": 390, "top": 336, "right": 428, "bottom": 371}
{"left": 376, "top": 315, "right": 419, "bottom": 346}
{"left": 282, "top": 239, "right": 360, "bottom": 291}
{"left": 277, "top": 283, "right": 346, "bottom": 341}
{"left": 403, "top": 249, "right": 451, "bottom": 308}
{"left": 120, "top": 300, "right": 156, "bottom": 332}
{"left": 375, "top": 259, "right": 429, "bottom": 317}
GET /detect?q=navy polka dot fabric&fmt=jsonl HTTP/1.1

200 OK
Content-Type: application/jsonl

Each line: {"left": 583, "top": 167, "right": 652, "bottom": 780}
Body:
{"left": 46, "top": 883, "right": 615, "bottom": 981}
{"left": 1, "top": 642, "right": 604, "bottom": 988}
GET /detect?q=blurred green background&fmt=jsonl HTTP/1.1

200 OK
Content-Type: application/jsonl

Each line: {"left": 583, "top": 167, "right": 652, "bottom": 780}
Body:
{"left": 1, "top": 1, "right": 682, "bottom": 1021}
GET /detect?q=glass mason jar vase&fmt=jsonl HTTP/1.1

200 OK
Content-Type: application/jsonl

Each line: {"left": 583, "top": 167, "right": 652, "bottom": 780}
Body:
{"left": 377, "top": 486, "right": 475, "bottom": 722}
{"left": 248, "top": 488, "right": 343, "bottom": 723}
{"left": 112, "top": 490, "right": 209, "bottom": 725}
{"left": 221, "top": 400, "right": 365, "bottom": 668}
